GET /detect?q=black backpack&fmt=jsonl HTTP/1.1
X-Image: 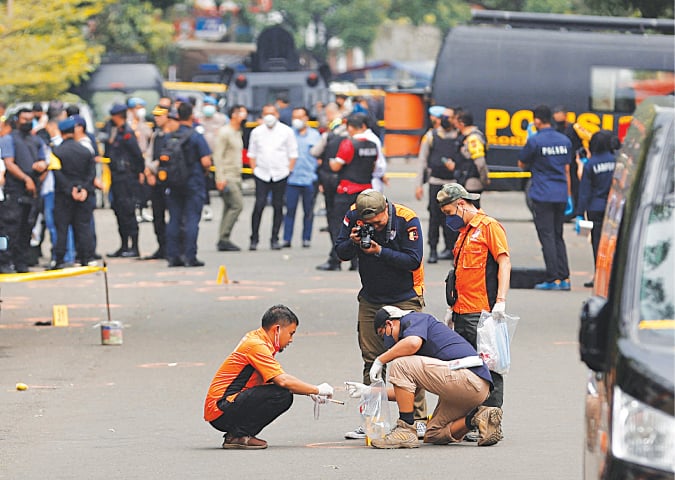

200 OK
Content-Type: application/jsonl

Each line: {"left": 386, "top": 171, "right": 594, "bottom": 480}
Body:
{"left": 157, "top": 129, "right": 193, "bottom": 187}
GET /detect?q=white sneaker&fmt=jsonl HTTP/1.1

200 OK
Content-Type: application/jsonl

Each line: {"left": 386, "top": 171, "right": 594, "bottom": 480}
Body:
{"left": 344, "top": 425, "right": 367, "bottom": 439}
{"left": 202, "top": 206, "right": 213, "bottom": 222}
{"left": 415, "top": 421, "right": 427, "bottom": 439}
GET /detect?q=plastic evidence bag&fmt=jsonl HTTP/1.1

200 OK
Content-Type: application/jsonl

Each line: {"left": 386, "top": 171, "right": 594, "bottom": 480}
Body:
{"left": 476, "top": 310, "right": 519, "bottom": 375}
{"left": 359, "top": 379, "right": 392, "bottom": 440}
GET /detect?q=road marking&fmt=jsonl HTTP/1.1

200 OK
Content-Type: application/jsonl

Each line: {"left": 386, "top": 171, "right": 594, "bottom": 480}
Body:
{"left": 137, "top": 362, "right": 206, "bottom": 368}
{"left": 306, "top": 442, "right": 368, "bottom": 449}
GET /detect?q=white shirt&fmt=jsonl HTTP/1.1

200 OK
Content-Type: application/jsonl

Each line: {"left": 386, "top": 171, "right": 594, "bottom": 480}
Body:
{"left": 247, "top": 121, "right": 298, "bottom": 182}
{"left": 362, "top": 128, "right": 386, "bottom": 192}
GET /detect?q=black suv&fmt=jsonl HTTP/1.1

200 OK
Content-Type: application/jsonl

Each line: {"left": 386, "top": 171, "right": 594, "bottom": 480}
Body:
{"left": 579, "top": 96, "right": 674, "bottom": 479}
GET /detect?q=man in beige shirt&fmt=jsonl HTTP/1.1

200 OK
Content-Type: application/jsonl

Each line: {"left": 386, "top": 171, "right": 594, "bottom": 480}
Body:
{"left": 213, "top": 105, "right": 247, "bottom": 251}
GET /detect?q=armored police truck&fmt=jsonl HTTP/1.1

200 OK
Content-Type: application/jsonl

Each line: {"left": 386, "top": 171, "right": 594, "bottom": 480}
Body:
{"left": 223, "top": 25, "right": 331, "bottom": 121}
{"left": 431, "top": 10, "right": 674, "bottom": 190}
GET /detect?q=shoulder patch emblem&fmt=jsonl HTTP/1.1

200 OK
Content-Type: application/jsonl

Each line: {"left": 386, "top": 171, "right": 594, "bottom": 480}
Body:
{"left": 407, "top": 226, "right": 419, "bottom": 241}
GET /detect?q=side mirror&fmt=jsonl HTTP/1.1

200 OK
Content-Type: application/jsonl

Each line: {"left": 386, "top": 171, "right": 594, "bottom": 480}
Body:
{"left": 579, "top": 295, "right": 610, "bottom": 372}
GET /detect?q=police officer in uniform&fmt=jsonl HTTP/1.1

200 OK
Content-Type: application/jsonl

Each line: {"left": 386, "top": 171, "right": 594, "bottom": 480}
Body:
{"left": 105, "top": 103, "right": 145, "bottom": 258}
{"left": 415, "top": 106, "right": 460, "bottom": 263}
{"left": 455, "top": 110, "right": 489, "bottom": 207}
{"left": 49, "top": 117, "right": 96, "bottom": 269}
{"left": 328, "top": 112, "right": 378, "bottom": 244}
{"left": 1, "top": 108, "right": 48, "bottom": 272}
{"left": 313, "top": 104, "right": 348, "bottom": 271}
{"left": 518, "top": 105, "right": 573, "bottom": 290}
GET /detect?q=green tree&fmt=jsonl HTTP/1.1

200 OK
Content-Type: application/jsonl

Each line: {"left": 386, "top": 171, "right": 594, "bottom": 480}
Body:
{"left": 0, "top": 0, "right": 111, "bottom": 102}
{"left": 387, "top": 0, "right": 470, "bottom": 32}
{"left": 584, "top": 0, "right": 673, "bottom": 18}
{"left": 91, "top": 0, "right": 175, "bottom": 71}
{"left": 272, "top": 0, "right": 388, "bottom": 60}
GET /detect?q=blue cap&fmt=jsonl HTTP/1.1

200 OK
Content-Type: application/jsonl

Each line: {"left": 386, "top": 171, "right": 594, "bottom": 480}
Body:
{"left": 58, "top": 117, "right": 76, "bottom": 133}
{"left": 428, "top": 106, "right": 446, "bottom": 118}
{"left": 176, "top": 95, "right": 189, "bottom": 104}
{"left": 127, "top": 97, "right": 146, "bottom": 108}
{"left": 109, "top": 103, "right": 127, "bottom": 116}
{"left": 203, "top": 96, "right": 217, "bottom": 105}
{"left": 71, "top": 115, "right": 86, "bottom": 127}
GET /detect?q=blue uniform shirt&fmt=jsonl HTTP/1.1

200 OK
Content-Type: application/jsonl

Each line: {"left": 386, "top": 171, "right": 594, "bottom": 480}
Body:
{"left": 519, "top": 127, "right": 572, "bottom": 203}
{"left": 576, "top": 150, "right": 616, "bottom": 214}
{"left": 388, "top": 312, "right": 493, "bottom": 388}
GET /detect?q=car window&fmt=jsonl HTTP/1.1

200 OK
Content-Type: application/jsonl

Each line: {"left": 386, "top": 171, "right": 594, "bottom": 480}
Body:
{"left": 635, "top": 199, "right": 675, "bottom": 346}
{"left": 633, "top": 115, "right": 675, "bottom": 346}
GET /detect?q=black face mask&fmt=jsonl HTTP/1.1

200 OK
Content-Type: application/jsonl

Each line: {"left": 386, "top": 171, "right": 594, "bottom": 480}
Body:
{"left": 555, "top": 120, "right": 566, "bottom": 133}
{"left": 441, "top": 117, "right": 452, "bottom": 129}
{"left": 18, "top": 122, "right": 32, "bottom": 134}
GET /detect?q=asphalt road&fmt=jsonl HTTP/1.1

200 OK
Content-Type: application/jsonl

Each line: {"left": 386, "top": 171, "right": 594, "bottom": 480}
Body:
{"left": 1, "top": 159, "right": 593, "bottom": 479}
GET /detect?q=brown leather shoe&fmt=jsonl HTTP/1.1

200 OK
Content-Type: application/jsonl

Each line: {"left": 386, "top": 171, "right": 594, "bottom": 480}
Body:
{"left": 222, "top": 434, "right": 268, "bottom": 449}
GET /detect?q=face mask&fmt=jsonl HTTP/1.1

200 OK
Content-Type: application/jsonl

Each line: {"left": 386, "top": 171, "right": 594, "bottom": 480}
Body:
{"left": 203, "top": 105, "right": 216, "bottom": 118}
{"left": 19, "top": 122, "right": 32, "bottom": 133}
{"left": 263, "top": 114, "right": 277, "bottom": 128}
{"left": 291, "top": 118, "right": 305, "bottom": 130}
{"left": 136, "top": 108, "right": 146, "bottom": 120}
{"left": 383, "top": 334, "right": 395, "bottom": 350}
{"left": 555, "top": 120, "right": 566, "bottom": 132}
{"left": 446, "top": 215, "right": 464, "bottom": 231}
{"left": 440, "top": 117, "right": 452, "bottom": 129}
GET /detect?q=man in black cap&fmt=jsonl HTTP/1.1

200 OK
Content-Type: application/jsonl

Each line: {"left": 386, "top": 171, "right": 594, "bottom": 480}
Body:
{"left": 334, "top": 189, "right": 428, "bottom": 439}
{"left": 48, "top": 117, "right": 96, "bottom": 269}
{"left": 345, "top": 306, "right": 497, "bottom": 449}
{"left": 104, "top": 103, "right": 145, "bottom": 258}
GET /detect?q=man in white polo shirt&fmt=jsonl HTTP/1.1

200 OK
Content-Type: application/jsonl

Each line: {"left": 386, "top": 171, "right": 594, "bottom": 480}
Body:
{"left": 247, "top": 104, "right": 298, "bottom": 251}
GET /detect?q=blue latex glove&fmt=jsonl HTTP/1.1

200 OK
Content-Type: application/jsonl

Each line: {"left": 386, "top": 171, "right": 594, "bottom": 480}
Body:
{"left": 565, "top": 196, "right": 574, "bottom": 216}
{"left": 575, "top": 216, "right": 583, "bottom": 234}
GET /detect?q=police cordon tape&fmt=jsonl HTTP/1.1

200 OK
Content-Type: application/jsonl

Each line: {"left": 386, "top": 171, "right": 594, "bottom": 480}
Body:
{"left": 0, "top": 265, "right": 106, "bottom": 283}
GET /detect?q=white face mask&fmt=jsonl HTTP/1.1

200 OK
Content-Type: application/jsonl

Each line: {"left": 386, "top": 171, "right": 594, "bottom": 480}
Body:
{"left": 203, "top": 105, "right": 216, "bottom": 118}
{"left": 263, "top": 114, "right": 277, "bottom": 128}
{"left": 291, "top": 118, "right": 305, "bottom": 130}
{"left": 136, "top": 108, "right": 146, "bottom": 120}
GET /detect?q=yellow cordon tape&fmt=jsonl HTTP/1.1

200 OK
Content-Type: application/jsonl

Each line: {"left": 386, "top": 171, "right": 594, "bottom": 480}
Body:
{"left": 639, "top": 320, "right": 675, "bottom": 330}
{"left": 488, "top": 171, "right": 532, "bottom": 179}
{"left": 0, "top": 265, "right": 107, "bottom": 283}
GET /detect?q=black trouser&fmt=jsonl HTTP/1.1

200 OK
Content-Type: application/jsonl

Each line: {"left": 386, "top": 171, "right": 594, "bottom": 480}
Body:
{"left": 110, "top": 174, "right": 139, "bottom": 245}
{"left": 1, "top": 193, "right": 34, "bottom": 269}
{"left": 587, "top": 210, "right": 604, "bottom": 267}
{"left": 251, "top": 176, "right": 287, "bottom": 244}
{"left": 150, "top": 185, "right": 167, "bottom": 254}
{"left": 54, "top": 193, "right": 94, "bottom": 264}
{"left": 210, "top": 384, "right": 293, "bottom": 438}
{"left": 532, "top": 200, "right": 570, "bottom": 282}
{"left": 428, "top": 183, "right": 457, "bottom": 251}
{"left": 329, "top": 192, "right": 359, "bottom": 264}
{"left": 452, "top": 312, "right": 503, "bottom": 408}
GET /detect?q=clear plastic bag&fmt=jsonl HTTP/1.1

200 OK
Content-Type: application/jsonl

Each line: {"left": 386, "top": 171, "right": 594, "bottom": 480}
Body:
{"left": 359, "top": 380, "right": 392, "bottom": 440}
{"left": 476, "top": 310, "right": 519, "bottom": 375}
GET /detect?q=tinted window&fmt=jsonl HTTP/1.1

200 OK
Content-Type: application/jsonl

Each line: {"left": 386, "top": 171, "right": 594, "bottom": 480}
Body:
{"left": 590, "top": 67, "right": 675, "bottom": 113}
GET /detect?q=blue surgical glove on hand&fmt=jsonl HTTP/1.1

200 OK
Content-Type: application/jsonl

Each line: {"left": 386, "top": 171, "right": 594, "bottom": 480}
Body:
{"left": 565, "top": 196, "right": 574, "bottom": 216}
{"left": 575, "top": 215, "right": 583, "bottom": 234}
{"left": 344, "top": 381, "right": 371, "bottom": 398}
{"left": 369, "top": 358, "right": 383, "bottom": 382}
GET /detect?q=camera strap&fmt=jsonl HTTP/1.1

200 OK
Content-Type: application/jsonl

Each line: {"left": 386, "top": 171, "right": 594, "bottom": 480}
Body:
{"left": 384, "top": 201, "right": 394, "bottom": 244}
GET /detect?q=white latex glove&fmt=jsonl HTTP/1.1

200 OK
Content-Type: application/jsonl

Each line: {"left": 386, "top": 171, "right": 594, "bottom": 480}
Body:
{"left": 316, "top": 383, "right": 334, "bottom": 397}
{"left": 344, "top": 381, "right": 371, "bottom": 398}
{"left": 492, "top": 301, "right": 506, "bottom": 318}
{"left": 444, "top": 307, "right": 453, "bottom": 326}
{"left": 369, "top": 358, "right": 383, "bottom": 383}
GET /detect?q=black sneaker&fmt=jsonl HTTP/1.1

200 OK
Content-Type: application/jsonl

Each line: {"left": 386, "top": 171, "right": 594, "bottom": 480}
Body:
{"left": 184, "top": 258, "right": 205, "bottom": 267}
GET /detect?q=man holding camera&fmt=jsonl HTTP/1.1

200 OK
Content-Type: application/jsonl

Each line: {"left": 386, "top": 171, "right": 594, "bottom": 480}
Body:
{"left": 335, "top": 189, "right": 427, "bottom": 439}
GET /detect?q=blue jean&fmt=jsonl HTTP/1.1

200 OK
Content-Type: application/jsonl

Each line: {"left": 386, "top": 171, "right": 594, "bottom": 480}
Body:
{"left": 43, "top": 191, "right": 75, "bottom": 263}
{"left": 166, "top": 185, "right": 205, "bottom": 262}
{"left": 283, "top": 183, "right": 314, "bottom": 243}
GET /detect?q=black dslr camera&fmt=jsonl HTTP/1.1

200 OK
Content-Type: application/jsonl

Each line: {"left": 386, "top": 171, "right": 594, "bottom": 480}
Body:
{"left": 356, "top": 224, "right": 376, "bottom": 249}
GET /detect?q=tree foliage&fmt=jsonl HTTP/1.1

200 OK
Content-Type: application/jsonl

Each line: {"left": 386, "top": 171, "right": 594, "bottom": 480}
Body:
{"left": 90, "top": 0, "right": 175, "bottom": 71}
{"left": 0, "top": 0, "right": 111, "bottom": 102}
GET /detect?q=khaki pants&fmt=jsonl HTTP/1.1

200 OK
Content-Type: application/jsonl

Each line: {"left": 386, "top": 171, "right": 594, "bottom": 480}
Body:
{"left": 357, "top": 295, "right": 427, "bottom": 420}
{"left": 388, "top": 355, "right": 490, "bottom": 444}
